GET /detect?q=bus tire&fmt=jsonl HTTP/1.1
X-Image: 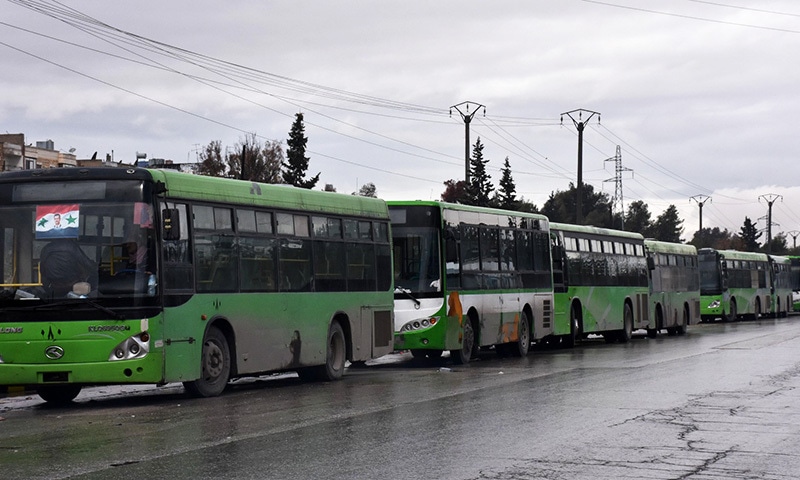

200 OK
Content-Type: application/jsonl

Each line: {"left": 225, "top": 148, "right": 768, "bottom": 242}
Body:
{"left": 676, "top": 306, "right": 689, "bottom": 335}
{"left": 450, "top": 317, "right": 475, "bottom": 365}
{"left": 752, "top": 298, "right": 761, "bottom": 321}
{"left": 36, "top": 384, "right": 82, "bottom": 405}
{"left": 618, "top": 303, "right": 633, "bottom": 343}
{"left": 299, "top": 322, "right": 347, "bottom": 381}
{"left": 648, "top": 307, "right": 663, "bottom": 338}
{"left": 725, "top": 299, "right": 737, "bottom": 323}
{"left": 564, "top": 305, "right": 581, "bottom": 348}
{"left": 184, "top": 326, "right": 231, "bottom": 397}
{"left": 509, "top": 311, "right": 531, "bottom": 357}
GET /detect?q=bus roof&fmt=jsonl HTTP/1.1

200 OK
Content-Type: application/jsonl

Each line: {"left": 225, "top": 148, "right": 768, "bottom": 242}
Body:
{"left": 387, "top": 200, "right": 548, "bottom": 222}
{"left": 699, "top": 248, "right": 769, "bottom": 262}
{"left": 550, "top": 222, "right": 644, "bottom": 241}
{"left": 148, "top": 169, "right": 389, "bottom": 219}
{"left": 644, "top": 239, "right": 697, "bottom": 256}
{"left": 0, "top": 167, "right": 389, "bottom": 219}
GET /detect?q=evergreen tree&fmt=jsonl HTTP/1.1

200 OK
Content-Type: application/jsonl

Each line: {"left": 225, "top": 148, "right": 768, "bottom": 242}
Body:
{"left": 496, "top": 156, "right": 517, "bottom": 210}
{"left": 282, "top": 112, "right": 320, "bottom": 189}
{"left": 739, "top": 217, "right": 762, "bottom": 252}
{"left": 650, "top": 205, "right": 684, "bottom": 242}
{"left": 197, "top": 140, "right": 226, "bottom": 178}
{"left": 464, "top": 137, "right": 493, "bottom": 207}
{"left": 624, "top": 200, "right": 652, "bottom": 236}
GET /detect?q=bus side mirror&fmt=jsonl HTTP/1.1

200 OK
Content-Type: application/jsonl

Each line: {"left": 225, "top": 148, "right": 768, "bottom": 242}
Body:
{"left": 162, "top": 208, "right": 181, "bottom": 241}
{"left": 647, "top": 257, "right": 655, "bottom": 271}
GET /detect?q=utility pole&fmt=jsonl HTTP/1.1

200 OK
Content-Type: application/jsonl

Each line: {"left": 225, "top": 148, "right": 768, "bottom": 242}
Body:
{"left": 690, "top": 194, "right": 712, "bottom": 232}
{"left": 787, "top": 230, "right": 800, "bottom": 250}
{"left": 451, "top": 101, "right": 485, "bottom": 184}
{"left": 561, "top": 108, "right": 600, "bottom": 225}
{"left": 603, "top": 145, "right": 632, "bottom": 229}
{"left": 759, "top": 193, "right": 783, "bottom": 251}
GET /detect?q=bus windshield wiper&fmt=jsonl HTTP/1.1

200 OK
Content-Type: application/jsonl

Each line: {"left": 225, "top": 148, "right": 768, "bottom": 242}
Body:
{"left": 9, "top": 298, "right": 126, "bottom": 320}
{"left": 395, "top": 286, "right": 421, "bottom": 307}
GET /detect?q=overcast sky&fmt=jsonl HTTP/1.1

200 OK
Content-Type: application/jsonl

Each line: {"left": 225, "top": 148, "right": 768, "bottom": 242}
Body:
{"left": 2, "top": 0, "right": 800, "bottom": 242}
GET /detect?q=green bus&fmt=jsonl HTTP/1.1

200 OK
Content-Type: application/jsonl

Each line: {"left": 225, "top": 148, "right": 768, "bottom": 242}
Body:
{"left": 0, "top": 168, "right": 394, "bottom": 404}
{"left": 550, "top": 223, "right": 650, "bottom": 345}
{"left": 768, "top": 254, "right": 793, "bottom": 317}
{"left": 789, "top": 256, "right": 800, "bottom": 312}
{"left": 389, "top": 201, "right": 553, "bottom": 364}
{"left": 698, "top": 248, "right": 771, "bottom": 321}
{"left": 644, "top": 239, "right": 700, "bottom": 337}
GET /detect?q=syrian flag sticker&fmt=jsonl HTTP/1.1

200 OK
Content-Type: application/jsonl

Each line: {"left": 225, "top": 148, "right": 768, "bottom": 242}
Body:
{"left": 35, "top": 204, "right": 80, "bottom": 239}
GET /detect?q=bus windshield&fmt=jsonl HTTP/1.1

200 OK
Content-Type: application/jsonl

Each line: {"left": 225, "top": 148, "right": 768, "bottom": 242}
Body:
{"left": 698, "top": 252, "right": 721, "bottom": 295}
{"left": 392, "top": 225, "right": 441, "bottom": 295}
{"left": 0, "top": 179, "right": 158, "bottom": 314}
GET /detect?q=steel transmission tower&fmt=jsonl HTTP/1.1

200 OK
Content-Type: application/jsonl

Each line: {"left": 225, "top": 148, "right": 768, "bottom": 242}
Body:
{"left": 450, "top": 101, "right": 485, "bottom": 184}
{"left": 788, "top": 230, "right": 800, "bottom": 250}
{"left": 603, "top": 145, "right": 632, "bottom": 229}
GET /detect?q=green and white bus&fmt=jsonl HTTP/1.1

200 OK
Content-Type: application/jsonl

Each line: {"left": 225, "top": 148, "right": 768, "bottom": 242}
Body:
{"left": 550, "top": 223, "right": 650, "bottom": 345}
{"left": 644, "top": 239, "right": 700, "bottom": 337}
{"left": 699, "top": 248, "right": 770, "bottom": 321}
{"left": 789, "top": 256, "right": 800, "bottom": 312}
{"left": 389, "top": 201, "right": 553, "bottom": 364}
{"left": 768, "top": 254, "right": 793, "bottom": 317}
{"left": 0, "top": 168, "right": 394, "bottom": 404}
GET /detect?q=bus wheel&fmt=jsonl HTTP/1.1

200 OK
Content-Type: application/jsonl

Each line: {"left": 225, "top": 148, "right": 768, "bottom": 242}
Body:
{"left": 725, "top": 299, "right": 737, "bottom": 323}
{"left": 300, "top": 322, "right": 347, "bottom": 381}
{"left": 648, "top": 309, "right": 663, "bottom": 339}
{"left": 676, "top": 307, "right": 688, "bottom": 335}
{"left": 564, "top": 306, "right": 580, "bottom": 348}
{"left": 509, "top": 311, "right": 531, "bottom": 357}
{"left": 36, "top": 385, "right": 81, "bottom": 405}
{"left": 618, "top": 303, "right": 633, "bottom": 343}
{"left": 184, "top": 326, "right": 231, "bottom": 397}
{"left": 450, "top": 318, "right": 475, "bottom": 365}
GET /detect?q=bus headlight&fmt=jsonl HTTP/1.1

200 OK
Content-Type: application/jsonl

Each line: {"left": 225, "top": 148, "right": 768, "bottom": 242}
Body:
{"left": 109, "top": 332, "right": 151, "bottom": 361}
{"left": 708, "top": 300, "right": 720, "bottom": 309}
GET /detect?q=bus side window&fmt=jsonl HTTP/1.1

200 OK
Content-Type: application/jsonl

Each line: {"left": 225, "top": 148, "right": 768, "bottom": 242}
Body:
{"left": 444, "top": 226, "right": 460, "bottom": 289}
{"left": 162, "top": 202, "right": 193, "bottom": 291}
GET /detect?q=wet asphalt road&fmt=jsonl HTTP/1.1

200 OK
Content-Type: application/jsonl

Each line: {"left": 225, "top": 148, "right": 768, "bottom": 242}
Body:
{"left": 3, "top": 317, "right": 800, "bottom": 480}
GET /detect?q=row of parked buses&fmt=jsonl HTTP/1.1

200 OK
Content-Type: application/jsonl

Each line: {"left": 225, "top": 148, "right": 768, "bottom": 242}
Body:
{"left": 0, "top": 168, "right": 792, "bottom": 404}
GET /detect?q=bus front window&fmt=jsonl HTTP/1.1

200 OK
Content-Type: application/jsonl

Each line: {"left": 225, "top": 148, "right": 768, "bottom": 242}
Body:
{"left": 392, "top": 226, "right": 441, "bottom": 294}
{"left": 0, "top": 180, "right": 158, "bottom": 310}
{"left": 698, "top": 253, "right": 722, "bottom": 295}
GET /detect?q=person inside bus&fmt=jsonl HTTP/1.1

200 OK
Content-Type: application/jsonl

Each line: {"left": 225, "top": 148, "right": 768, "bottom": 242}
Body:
{"left": 123, "top": 241, "right": 148, "bottom": 271}
{"left": 40, "top": 238, "right": 97, "bottom": 297}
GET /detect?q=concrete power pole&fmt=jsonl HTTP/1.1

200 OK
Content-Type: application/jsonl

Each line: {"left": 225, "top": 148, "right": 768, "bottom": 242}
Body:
{"left": 603, "top": 145, "right": 632, "bottom": 229}
{"left": 451, "top": 101, "right": 485, "bottom": 184}
{"left": 690, "top": 194, "right": 712, "bottom": 232}
{"left": 561, "top": 109, "right": 600, "bottom": 225}
{"left": 759, "top": 193, "right": 783, "bottom": 251}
